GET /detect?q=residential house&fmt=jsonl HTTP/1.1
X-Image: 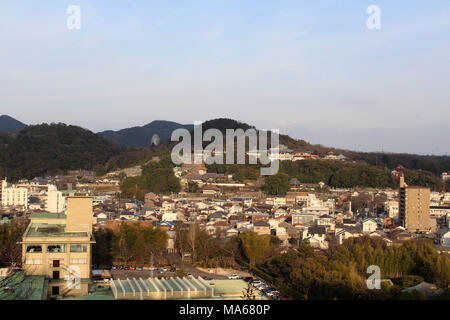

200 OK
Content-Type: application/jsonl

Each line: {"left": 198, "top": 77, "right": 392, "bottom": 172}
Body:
{"left": 253, "top": 221, "right": 271, "bottom": 236}
{"left": 361, "top": 218, "right": 378, "bottom": 233}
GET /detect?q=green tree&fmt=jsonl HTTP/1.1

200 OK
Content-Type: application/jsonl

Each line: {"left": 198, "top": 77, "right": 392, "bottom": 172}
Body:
{"left": 238, "top": 231, "right": 271, "bottom": 266}
{"left": 264, "top": 173, "right": 290, "bottom": 195}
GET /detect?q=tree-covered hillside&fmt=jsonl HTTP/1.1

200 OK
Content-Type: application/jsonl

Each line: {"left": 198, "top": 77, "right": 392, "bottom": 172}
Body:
{"left": 0, "top": 123, "right": 121, "bottom": 180}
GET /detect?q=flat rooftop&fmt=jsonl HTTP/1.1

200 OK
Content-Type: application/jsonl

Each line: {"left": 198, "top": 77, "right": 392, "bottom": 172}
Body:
{"left": 23, "top": 223, "right": 90, "bottom": 238}
{"left": 30, "top": 212, "right": 66, "bottom": 220}
{"left": 0, "top": 272, "right": 46, "bottom": 300}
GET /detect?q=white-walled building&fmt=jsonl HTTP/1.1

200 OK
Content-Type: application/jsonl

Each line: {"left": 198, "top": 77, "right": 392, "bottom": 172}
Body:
{"left": 384, "top": 200, "right": 399, "bottom": 219}
{"left": 45, "top": 185, "right": 66, "bottom": 213}
{"left": 302, "top": 206, "right": 330, "bottom": 216}
{"left": 361, "top": 218, "right": 378, "bottom": 233}
{"left": 1, "top": 179, "right": 28, "bottom": 209}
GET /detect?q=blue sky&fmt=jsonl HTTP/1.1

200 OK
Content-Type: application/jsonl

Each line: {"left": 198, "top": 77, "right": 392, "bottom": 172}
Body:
{"left": 1, "top": 1, "right": 449, "bottom": 154}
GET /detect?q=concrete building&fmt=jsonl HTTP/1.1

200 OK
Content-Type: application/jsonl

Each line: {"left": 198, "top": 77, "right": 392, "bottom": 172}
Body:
{"left": 1, "top": 179, "right": 28, "bottom": 209}
{"left": 18, "top": 196, "right": 95, "bottom": 297}
{"left": 302, "top": 206, "right": 330, "bottom": 216}
{"left": 384, "top": 200, "right": 399, "bottom": 219}
{"left": 45, "top": 185, "right": 66, "bottom": 213}
{"left": 398, "top": 176, "right": 431, "bottom": 232}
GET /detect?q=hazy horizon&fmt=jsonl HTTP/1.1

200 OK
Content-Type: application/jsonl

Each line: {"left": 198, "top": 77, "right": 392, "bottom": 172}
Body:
{"left": 2, "top": 113, "right": 448, "bottom": 156}
{"left": 1, "top": 1, "right": 449, "bottom": 155}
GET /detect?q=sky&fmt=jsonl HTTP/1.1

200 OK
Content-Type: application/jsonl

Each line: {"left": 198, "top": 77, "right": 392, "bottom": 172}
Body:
{"left": 1, "top": 1, "right": 449, "bottom": 155}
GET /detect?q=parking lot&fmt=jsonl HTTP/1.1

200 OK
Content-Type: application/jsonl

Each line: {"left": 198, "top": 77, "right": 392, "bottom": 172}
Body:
{"left": 110, "top": 269, "right": 175, "bottom": 279}
{"left": 109, "top": 264, "right": 229, "bottom": 280}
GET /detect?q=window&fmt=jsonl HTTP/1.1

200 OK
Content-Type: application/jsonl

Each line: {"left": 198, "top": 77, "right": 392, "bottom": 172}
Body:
{"left": 70, "top": 244, "right": 87, "bottom": 252}
{"left": 53, "top": 260, "right": 60, "bottom": 267}
{"left": 26, "top": 245, "right": 42, "bottom": 253}
{"left": 70, "top": 258, "right": 87, "bottom": 264}
{"left": 47, "top": 244, "right": 66, "bottom": 253}
{"left": 25, "top": 259, "right": 42, "bottom": 265}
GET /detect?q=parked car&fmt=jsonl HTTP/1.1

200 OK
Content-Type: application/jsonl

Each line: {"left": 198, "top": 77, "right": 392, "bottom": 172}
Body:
{"left": 149, "top": 266, "right": 156, "bottom": 271}
{"left": 137, "top": 266, "right": 143, "bottom": 271}
{"left": 263, "top": 288, "right": 277, "bottom": 295}
{"left": 205, "top": 277, "right": 214, "bottom": 280}
{"left": 272, "top": 293, "right": 280, "bottom": 300}
{"left": 241, "top": 277, "right": 253, "bottom": 282}
{"left": 123, "top": 266, "right": 130, "bottom": 270}
{"left": 187, "top": 273, "right": 193, "bottom": 277}
{"left": 130, "top": 266, "right": 136, "bottom": 270}
{"left": 170, "top": 266, "right": 176, "bottom": 272}
{"left": 228, "top": 274, "right": 239, "bottom": 279}
{"left": 162, "top": 267, "right": 168, "bottom": 272}
{"left": 267, "top": 290, "right": 280, "bottom": 297}
{"left": 111, "top": 265, "right": 117, "bottom": 270}
{"left": 251, "top": 280, "right": 262, "bottom": 287}
{"left": 255, "top": 283, "right": 267, "bottom": 290}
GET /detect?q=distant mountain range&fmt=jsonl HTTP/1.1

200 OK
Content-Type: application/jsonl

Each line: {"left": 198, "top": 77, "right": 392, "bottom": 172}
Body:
{"left": 1, "top": 115, "right": 449, "bottom": 178}
{"left": 0, "top": 115, "right": 27, "bottom": 133}
{"left": 97, "top": 120, "right": 193, "bottom": 148}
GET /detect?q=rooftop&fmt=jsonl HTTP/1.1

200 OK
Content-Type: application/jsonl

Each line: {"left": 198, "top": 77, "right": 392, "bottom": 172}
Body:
{"left": 23, "top": 223, "right": 90, "bottom": 238}
{"left": 0, "top": 272, "right": 46, "bottom": 300}
{"left": 30, "top": 212, "right": 66, "bottom": 220}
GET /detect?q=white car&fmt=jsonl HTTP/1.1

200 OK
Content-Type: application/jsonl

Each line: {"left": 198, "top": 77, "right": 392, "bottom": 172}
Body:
{"left": 251, "top": 280, "right": 262, "bottom": 287}
{"left": 228, "top": 274, "right": 239, "bottom": 279}
{"left": 255, "top": 283, "right": 267, "bottom": 290}
{"left": 266, "top": 290, "right": 279, "bottom": 297}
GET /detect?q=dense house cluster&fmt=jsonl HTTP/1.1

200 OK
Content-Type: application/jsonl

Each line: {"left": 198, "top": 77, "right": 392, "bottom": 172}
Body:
{"left": 2, "top": 172, "right": 450, "bottom": 253}
{"left": 2, "top": 165, "right": 450, "bottom": 301}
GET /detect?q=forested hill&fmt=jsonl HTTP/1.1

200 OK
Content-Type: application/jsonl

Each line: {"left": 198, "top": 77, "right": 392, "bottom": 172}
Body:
{"left": 0, "top": 115, "right": 27, "bottom": 133}
{"left": 0, "top": 118, "right": 448, "bottom": 184}
{"left": 0, "top": 123, "right": 121, "bottom": 180}
{"left": 98, "top": 120, "right": 193, "bottom": 148}
{"left": 195, "top": 119, "right": 449, "bottom": 177}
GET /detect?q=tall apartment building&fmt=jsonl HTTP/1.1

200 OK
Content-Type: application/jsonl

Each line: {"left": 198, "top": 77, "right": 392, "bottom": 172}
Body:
{"left": 398, "top": 176, "right": 431, "bottom": 232}
{"left": 45, "top": 185, "right": 66, "bottom": 213}
{"left": 19, "top": 196, "right": 95, "bottom": 296}
{"left": 1, "top": 179, "right": 28, "bottom": 209}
